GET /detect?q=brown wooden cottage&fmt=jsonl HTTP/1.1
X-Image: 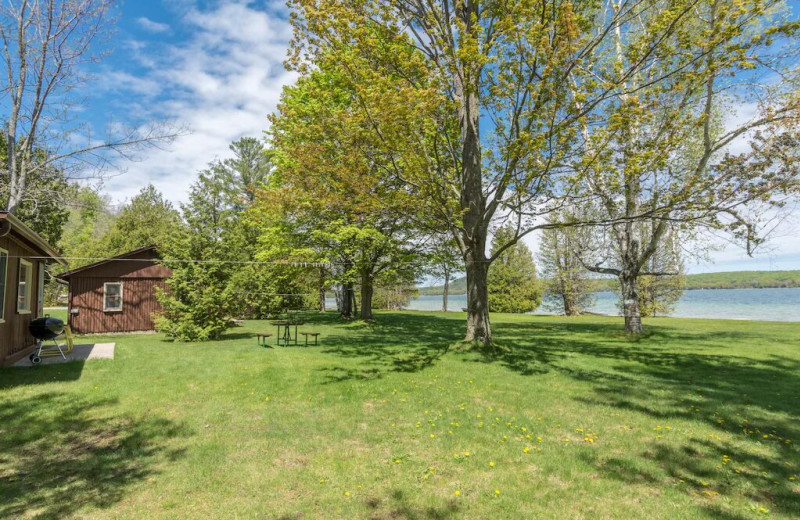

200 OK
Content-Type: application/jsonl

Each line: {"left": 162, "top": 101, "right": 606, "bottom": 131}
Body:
{"left": 0, "top": 212, "right": 66, "bottom": 366}
{"left": 57, "top": 246, "right": 172, "bottom": 334}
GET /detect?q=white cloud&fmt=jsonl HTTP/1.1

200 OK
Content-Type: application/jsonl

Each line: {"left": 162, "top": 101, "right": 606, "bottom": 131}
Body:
{"left": 136, "top": 16, "right": 171, "bottom": 34}
{"left": 104, "top": 1, "right": 296, "bottom": 204}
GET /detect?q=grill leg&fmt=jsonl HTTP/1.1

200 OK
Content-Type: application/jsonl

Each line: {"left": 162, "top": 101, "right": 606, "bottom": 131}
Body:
{"left": 53, "top": 339, "right": 67, "bottom": 359}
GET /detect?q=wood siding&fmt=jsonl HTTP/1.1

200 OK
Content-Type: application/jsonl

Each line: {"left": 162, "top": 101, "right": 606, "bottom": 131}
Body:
{"left": 68, "top": 277, "right": 168, "bottom": 334}
{"left": 0, "top": 235, "right": 45, "bottom": 366}
{"left": 64, "top": 250, "right": 172, "bottom": 334}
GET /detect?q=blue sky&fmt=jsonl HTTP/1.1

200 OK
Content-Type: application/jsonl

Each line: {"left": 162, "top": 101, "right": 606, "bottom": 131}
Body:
{"left": 79, "top": 0, "right": 799, "bottom": 274}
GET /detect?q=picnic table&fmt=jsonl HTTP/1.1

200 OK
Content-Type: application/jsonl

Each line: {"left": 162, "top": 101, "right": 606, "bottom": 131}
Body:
{"left": 270, "top": 320, "right": 302, "bottom": 346}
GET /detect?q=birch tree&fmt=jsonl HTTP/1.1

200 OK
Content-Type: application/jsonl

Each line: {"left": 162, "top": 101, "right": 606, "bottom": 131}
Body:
{"left": 1, "top": 0, "right": 182, "bottom": 212}
{"left": 575, "top": 0, "right": 800, "bottom": 333}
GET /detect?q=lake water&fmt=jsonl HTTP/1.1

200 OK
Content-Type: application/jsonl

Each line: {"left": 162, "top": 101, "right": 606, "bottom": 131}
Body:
{"left": 402, "top": 287, "right": 800, "bottom": 322}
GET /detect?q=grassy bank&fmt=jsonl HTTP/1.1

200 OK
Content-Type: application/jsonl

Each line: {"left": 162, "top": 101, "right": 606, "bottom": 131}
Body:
{"left": 1, "top": 312, "right": 798, "bottom": 519}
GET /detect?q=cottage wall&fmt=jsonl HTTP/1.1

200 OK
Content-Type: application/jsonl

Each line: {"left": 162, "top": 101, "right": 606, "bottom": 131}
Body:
{"left": 64, "top": 249, "right": 172, "bottom": 334}
{"left": 0, "top": 235, "right": 45, "bottom": 365}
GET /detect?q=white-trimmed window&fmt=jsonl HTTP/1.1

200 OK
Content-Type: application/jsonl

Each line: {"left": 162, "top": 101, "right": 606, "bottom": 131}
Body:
{"left": 0, "top": 248, "right": 7, "bottom": 323}
{"left": 104, "top": 282, "right": 123, "bottom": 312}
{"left": 18, "top": 259, "right": 32, "bottom": 314}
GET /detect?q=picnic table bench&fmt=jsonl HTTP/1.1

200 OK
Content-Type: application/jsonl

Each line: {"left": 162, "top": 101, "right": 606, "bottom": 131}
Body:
{"left": 300, "top": 332, "right": 320, "bottom": 346}
{"left": 256, "top": 332, "right": 272, "bottom": 347}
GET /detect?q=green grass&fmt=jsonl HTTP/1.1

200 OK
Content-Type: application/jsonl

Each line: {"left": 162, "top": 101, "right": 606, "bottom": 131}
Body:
{"left": 42, "top": 307, "right": 67, "bottom": 322}
{"left": 1, "top": 312, "right": 798, "bottom": 519}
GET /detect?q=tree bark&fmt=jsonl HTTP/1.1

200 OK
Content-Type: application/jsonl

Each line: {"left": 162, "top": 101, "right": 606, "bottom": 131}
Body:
{"left": 360, "top": 269, "right": 374, "bottom": 320}
{"left": 562, "top": 286, "right": 578, "bottom": 316}
{"left": 620, "top": 273, "right": 643, "bottom": 334}
{"left": 455, "top": 1, "right": 492, "bottom": 345}
{"left": 442, "top": 266, "right": 450, "bottom": 312}
{"left": 465, "top": 252, "right": 491, "bottom": 344}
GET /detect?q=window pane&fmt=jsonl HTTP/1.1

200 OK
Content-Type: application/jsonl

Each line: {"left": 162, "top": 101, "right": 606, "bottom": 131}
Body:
{"left": 0, "top": 252, "right": 7, "bottom": 320}
{"left": 18, "top": 262, "right": 30, "bottom": 311}
{"left": 105, "top": 284, "right": 122, "bottom": 310}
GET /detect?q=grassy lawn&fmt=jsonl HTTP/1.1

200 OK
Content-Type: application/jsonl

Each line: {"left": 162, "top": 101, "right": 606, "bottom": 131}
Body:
{"left": 1, "top": 312, "right": 798, "bottom": 519}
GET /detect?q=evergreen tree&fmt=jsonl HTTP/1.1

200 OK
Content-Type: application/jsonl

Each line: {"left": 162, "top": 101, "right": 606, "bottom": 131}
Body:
{"left": 95, "top": 185, "right": 182, "bottom": 256}
{"left": 155, "top": 165, "right": 242, "bottom": 341}
{"left": 487, "top": 225, "right": 541, "bottom": 314}
{"left": 222, "top": 137, "right": 272, "bottom": 205}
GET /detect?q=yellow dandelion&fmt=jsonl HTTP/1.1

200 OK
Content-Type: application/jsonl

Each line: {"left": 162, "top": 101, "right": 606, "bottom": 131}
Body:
{"left": 464, "top": 451, "right": 470, "bottom": 457}
{"left": 344, "top": 492, "right": 350, "bottom": 498}
{"left": 523, "top": 446, "right": 531, "bottom": 453}
{"left": 454, "top": 490, "right": 461, "bottom": 496}
{"left": 489, "top": 461, "right": 495, "bottom": 467}
{"left": 494, "top": 489, "right": 500, "bottom": 496}
{"left": 430, "top": 434, "right": 435, "bottom": 439}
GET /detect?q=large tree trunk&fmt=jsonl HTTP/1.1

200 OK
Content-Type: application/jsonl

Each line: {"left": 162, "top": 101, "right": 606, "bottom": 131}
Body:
{"left": 442, "top": 267, "right": 450, "bottom": 312}
{"left": 465, "top": 251, "right": 491, "bottom": 344}
{"left": 562, "top": 285, "right": 578, "bottom": 316}
{"left": 455, "top": 1, "right": 491, "bottom": 345}
{"left": 620, "top": 272, "right": 643, "bottom": 334}
{"left": 341, "top": 283, "right": 354, "bottom": 318}
{"left": 360, "top": 269, "right": 374, "bottom": 320}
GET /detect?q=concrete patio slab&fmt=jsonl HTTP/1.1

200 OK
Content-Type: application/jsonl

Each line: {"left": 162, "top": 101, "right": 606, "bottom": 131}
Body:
{"left": 12, "top": 343, "right": 115, "bottom": 367}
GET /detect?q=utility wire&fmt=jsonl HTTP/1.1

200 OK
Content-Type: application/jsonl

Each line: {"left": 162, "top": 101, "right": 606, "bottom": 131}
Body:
{"left": 8, "top": 255, "right": 480, "bottom": 266}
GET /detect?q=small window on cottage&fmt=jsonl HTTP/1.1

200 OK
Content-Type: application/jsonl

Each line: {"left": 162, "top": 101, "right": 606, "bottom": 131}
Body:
{"left": 0, "top": 248, "right": 7, "bottom": 323}
{"left": 104, "top": 282, "right": 123, "bottom": 312}
{"left": 18, "top": 259, "right": 32, "bottom": 314}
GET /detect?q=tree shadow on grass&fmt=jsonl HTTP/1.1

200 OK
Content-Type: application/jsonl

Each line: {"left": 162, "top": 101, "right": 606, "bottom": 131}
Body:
{"left": 361, "top": 489, "right": 460, "bottom": 520}
{"left": 0, "top": 393, "right": 191, "bottom": 519}
{"left": 316, "top": 312, "right": 463, "bottom": 384}
{"left": 483, "top": 319, "right": 800, "bottom": 518}
{"left": 316, "top": 313, "right": 799, "bottom": 518}
{"left": 0, "top": 362, "right": 86, "bottom": 389}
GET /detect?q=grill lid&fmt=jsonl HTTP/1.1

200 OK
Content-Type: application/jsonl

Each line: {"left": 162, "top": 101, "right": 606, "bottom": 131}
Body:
{"left": 29, "top": 317, "right": 65, "bottom": 341}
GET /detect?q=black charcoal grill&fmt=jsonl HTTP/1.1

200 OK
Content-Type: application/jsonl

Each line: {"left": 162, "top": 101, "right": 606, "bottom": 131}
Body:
{"left": 29, "top": 317, "right": 65, "bottom": 341}
{"left": 28, "top": 317, "right": 67, "bottom": 364}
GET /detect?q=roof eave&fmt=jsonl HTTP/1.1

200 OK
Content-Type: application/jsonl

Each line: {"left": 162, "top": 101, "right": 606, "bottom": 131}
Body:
{"left": 0, "top": 212, "right": 67, "bottom": 265}
{"left": 56, "top": 245, "right": 159, "bottom": 280}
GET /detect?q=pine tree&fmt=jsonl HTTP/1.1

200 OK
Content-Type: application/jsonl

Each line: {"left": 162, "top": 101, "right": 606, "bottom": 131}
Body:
{"left": 155, "top": 165, "right": 241, "bottom": 341}
{"left": 487, "top": 225, "right": 541, "bottom": 314}
{"left": 95, "top": 185, "right": 182, "bottom": 256}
